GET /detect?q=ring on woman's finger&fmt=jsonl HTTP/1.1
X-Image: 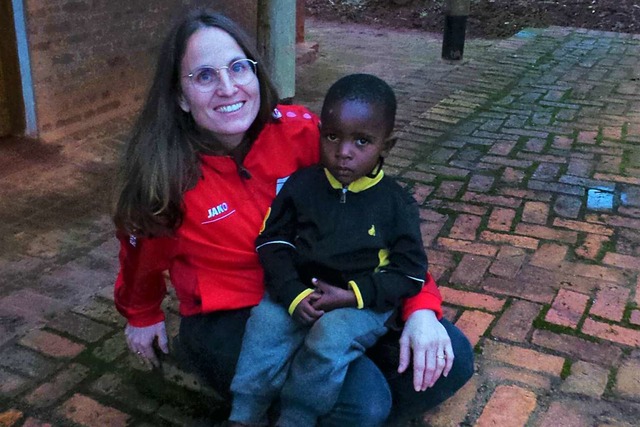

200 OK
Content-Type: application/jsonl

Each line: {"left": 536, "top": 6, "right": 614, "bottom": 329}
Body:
{"left": 136, "top": 351, "right": 142, "bottom": 355}
{"left": 436, "top": 355, "right": 446, "bottom": 360}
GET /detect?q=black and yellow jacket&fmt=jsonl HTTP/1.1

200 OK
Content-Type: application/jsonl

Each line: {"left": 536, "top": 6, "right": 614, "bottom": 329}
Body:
{"left": 256, "top": 164, "right": 427, "bottom": 315}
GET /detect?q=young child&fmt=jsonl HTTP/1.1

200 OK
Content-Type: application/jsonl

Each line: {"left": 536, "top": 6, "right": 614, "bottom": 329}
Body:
{"left": 228, "top": 73, "right": 428, "bottom": 427}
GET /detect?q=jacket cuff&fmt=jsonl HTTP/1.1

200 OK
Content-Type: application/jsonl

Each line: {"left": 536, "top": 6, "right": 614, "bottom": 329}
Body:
{"left": 123, "top": 310, "right": 166, "bottom": 328}
{"left": 401, "top": 272, "right": 443, "bottom": 321}
{"left": 288, "top": 288, "right": 315, "bottom": 315}
{"left": 348, "top": 281, "right": 364, "bottom": 309}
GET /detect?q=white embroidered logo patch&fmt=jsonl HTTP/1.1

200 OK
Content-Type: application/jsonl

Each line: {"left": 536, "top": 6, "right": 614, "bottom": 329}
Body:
{"left": 202, "top": 202, "right": 235, "bottom": 224}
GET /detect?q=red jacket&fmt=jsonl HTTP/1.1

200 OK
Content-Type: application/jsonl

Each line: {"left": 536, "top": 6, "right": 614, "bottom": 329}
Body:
{"left": 114, "top": 105, "right": 442, "bottom": 327}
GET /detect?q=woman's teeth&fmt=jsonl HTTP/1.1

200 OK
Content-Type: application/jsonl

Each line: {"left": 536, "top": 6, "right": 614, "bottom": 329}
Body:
{"left": 216, "top": 102, "right": 243, "bottom": 113}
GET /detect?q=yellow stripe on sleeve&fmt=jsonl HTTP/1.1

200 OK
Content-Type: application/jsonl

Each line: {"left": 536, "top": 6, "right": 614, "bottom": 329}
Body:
{"left": 259, "top": 207, "right": 271, "bottom": 234}
{"left": 348, "top": 281, "right": 364, "bottom": 309}
{"left": 288, "top": 288, "right": 315, "bottom": 315}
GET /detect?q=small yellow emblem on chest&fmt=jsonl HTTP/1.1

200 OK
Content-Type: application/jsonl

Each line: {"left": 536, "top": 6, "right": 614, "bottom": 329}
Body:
{"left": 368, "top": 225, "right": 376, "bottom": 236}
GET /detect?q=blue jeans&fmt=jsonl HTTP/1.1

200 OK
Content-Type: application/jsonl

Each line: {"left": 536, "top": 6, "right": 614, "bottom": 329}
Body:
{"left": 229, "top": 294, "right": 391, "bottom": 426}
{"left": 335, "top": 318, "right": 474, "bottom": 426}
{"left": 179, "top": 309, "right": 474, "bottom": 426}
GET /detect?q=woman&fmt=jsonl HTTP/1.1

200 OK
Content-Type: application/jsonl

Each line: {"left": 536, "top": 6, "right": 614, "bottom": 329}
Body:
{"left": 113, "top": 9, "right": 473, "bottom": 426}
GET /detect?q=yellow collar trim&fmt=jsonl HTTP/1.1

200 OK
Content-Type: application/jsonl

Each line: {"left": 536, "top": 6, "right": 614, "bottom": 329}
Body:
{"left": 324, "top": 168, "right": 384, "bottom": 193}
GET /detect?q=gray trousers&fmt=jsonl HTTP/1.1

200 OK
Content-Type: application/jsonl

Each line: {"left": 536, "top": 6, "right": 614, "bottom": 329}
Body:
{"left": 229, "top": 293, "right": 392, "bottom": 427}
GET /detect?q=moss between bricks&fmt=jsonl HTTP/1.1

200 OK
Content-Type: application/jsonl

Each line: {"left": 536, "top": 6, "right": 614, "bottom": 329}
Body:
{"left": 532, "top": 304, "right": 602, "bottom": 344}
{"left": 594, "top": 238, "right": 616, "bottom": 263}
{"left": 512, "top": 135, "right": 533, "bottom": 157}
{"left": 622, "top": 301, "right": 638, "bottom": 324}
{"left": 576, "top": 295, "right": 593, "bottom": 332}
{"left": 596, "top": 126, "right": 604, "bottom": 145}
{"left": 474, "top": 210, "right": 491, "bottom": 236}
{"left": 518, "top": 159, "right": 541, "bottom": 189}
{"left": 605, "top": 366, "right": 619, "bottom": 395}
{"left": 510, "top": 205, "right": 524, "bottom": 234}
{"left": 621, "top": 122, "right": 629, "bottom": 140}
{"left": 619, "top": 147, "right": 632, "bottom": 175}
{"left": 591, "top": 312, "right": 640, "bottom": 332}
{"left": 542, "top": 131, "right": 555, "bottom": 152}
{"left": 560, "top": 358, "right": 572, "bottom": 380}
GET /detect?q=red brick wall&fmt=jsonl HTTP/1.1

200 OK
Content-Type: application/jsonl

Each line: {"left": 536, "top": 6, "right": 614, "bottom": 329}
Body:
{"left": 23, "top": 0, "right": 257, "bottom": 141}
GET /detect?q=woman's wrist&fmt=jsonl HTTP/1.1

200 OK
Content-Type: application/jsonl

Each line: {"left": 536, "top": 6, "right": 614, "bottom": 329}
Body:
{"left": 411, "top": 308, "right": 437, "bottom": 318}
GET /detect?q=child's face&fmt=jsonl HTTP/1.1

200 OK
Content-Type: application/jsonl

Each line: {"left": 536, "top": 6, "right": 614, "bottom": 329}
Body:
{"left": 320, "top": 100, "right": 393, "bottom": 186}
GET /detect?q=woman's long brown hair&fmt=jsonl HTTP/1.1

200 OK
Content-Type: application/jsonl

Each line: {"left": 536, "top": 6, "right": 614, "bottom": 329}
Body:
{"left": 113, "top": 9, "right": 279, "bottom": 237}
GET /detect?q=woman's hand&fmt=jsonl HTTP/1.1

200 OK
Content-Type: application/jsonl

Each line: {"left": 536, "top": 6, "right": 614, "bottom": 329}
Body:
{"left": 398, "top": 309, "right": 454, "bottom": 392}
{"left": 124, "top": 321, "right": 169, "bottom": 368}
{"left": 311, "top": 278, "right": 357, "bottom": 312}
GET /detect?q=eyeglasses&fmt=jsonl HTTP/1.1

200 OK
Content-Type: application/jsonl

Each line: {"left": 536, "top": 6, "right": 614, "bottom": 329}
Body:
{"left": 182, "top": 59, "right": 258, "bottom": 93}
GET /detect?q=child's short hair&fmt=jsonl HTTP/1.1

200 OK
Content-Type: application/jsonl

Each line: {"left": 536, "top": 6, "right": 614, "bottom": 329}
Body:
{"left": 321, "top": 74, "right": 397, "bottom": 136}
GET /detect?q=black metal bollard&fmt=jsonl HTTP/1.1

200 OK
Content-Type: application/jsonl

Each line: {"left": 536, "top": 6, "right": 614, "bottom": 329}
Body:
{"left": 442, "top": 0, "right": 470, "bottom": 60}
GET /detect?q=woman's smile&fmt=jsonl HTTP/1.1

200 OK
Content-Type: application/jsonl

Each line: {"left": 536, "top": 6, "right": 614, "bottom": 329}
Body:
{"left": 215, "top": 101, "right": 245, "bottom": 114}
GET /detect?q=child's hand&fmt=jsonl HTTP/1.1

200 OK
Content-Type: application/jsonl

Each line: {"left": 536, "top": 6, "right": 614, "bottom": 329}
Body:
{"left": 292, "top": 293, "right": 324, "bottom": 325}
{"left": 311, "top": 278, "right": 357, "bottom": 312}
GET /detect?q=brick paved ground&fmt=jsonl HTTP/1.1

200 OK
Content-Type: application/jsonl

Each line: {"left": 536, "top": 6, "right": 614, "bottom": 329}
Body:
{"left": 1, "top": 19, "right": 640, "bottom": 426}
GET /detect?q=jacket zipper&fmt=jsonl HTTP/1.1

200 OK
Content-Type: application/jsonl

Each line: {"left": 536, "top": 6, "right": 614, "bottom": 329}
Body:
{"left": 340, "top": 186, "right": 348, "bottom": 203}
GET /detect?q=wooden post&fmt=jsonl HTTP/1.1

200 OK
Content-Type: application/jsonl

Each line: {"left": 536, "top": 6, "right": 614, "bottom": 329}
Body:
{"left": 442, "top": 0, "right": 469, "bottom": 61}
{"left": 296, "top": 0, "right": 305, "bottom": 43}
{"left": 257, "top": 0, "right": 296, "bottom": 101}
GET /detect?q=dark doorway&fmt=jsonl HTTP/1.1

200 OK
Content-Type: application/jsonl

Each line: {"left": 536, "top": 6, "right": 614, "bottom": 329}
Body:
{"left": 0, "top": 0, "right": 25, "bottom": 137}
